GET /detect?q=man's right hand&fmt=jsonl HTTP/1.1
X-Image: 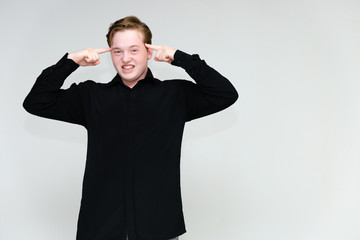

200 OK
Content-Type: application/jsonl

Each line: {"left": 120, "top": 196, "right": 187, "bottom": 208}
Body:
{"left": 67, "top": 48, "right": 111, "bottom": 66}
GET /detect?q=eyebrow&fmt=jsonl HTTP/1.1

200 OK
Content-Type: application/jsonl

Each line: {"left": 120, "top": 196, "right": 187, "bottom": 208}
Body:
{"left": 111, "top": 45, "right": 141, "bottom": 50}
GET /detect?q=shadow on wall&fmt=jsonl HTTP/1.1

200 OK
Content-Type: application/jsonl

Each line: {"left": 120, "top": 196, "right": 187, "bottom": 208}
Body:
{"left": 184, "top": 105, "right": 239, "bottom": 140}
{"left": 23, "top": 114, "right": 87, "bottom": 145}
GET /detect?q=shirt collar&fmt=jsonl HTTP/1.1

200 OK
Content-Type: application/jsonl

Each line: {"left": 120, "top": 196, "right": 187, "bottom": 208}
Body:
{"left": 108, "top": 68, "right": 157, "bottom": 88}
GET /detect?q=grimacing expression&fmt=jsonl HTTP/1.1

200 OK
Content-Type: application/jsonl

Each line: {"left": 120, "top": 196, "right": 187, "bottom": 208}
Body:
{"left": 110, "top": 30, "right": 153, "bottom": 88}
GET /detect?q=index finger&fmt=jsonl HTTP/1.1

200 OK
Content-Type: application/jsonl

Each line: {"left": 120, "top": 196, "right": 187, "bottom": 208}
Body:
{"left": 145, "top": 44, "right": 161, "bottom": 51}
{"left": 95, "top": 48, "right": 111, "bottom": 54}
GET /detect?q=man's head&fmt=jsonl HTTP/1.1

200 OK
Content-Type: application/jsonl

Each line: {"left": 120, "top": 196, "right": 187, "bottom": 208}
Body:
{"left": 107, "top": 16, "right": 153, "bottom": 88}
{"left": 106, "top": 16, "right": 152, "bottom": 47}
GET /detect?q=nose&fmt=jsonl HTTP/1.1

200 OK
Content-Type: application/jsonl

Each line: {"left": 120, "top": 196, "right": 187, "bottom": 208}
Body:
{"left": 122, "top": 52, "right": 131, "bottom": 63}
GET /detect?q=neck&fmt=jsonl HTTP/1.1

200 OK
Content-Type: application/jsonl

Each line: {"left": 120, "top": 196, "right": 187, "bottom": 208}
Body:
{"left": 122, "top": 79, "right": 140, "bottom": 89}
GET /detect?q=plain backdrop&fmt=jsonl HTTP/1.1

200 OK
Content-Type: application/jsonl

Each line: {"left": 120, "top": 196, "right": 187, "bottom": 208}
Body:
{"left": 1, "top": 0, "right": 360, "bottom": 239}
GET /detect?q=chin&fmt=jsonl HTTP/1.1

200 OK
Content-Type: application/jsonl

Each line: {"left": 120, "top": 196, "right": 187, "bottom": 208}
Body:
{"left": 122, "top": 75, "right": 138, "bottom": 82}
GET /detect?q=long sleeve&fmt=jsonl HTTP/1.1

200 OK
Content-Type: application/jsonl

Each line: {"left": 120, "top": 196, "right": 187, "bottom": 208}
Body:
{"left": 23, "top": 54, "right": 88, "bottom": 127}
{"left": 171, "top": 50, "right": 238, "bottom": 121}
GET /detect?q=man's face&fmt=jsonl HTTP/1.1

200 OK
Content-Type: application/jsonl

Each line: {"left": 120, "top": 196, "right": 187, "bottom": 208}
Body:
{"left": 110, "top": 30, "right": 152, "bottom": 87}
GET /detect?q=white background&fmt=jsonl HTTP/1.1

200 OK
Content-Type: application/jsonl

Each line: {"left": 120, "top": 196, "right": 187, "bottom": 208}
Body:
{"left": 1, "top": 0, "right": 360, "bottom": 239}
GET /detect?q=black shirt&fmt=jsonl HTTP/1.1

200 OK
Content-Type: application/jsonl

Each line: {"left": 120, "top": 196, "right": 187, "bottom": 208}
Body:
{"left": 23, "top": 50, "right": 238, "bottom": 240}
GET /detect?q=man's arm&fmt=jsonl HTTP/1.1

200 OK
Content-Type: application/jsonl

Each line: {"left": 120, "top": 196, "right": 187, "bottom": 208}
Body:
{"left": 23, "top": 48, "right": 110, "bottom": 126}
{"left": 146, "top": 44, "right": 238, "bottom": 121}
{"left": 67, "top": 48, "right": 110, "bottom": 66}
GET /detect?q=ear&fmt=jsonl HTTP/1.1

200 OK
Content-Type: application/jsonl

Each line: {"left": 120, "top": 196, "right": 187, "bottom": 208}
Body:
{"left": 147, "top": 48, "right": 153, "bottom": 60}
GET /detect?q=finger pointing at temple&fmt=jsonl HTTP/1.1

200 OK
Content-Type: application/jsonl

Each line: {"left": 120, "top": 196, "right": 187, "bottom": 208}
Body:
{"left": 95, "top": 48, "right": 111, "bottom": 54}
{"left": 68, "top": 48, "right": 111, "bottom": 66}
{"left": 145, "top": 44, "right": 162, "bottom": 51}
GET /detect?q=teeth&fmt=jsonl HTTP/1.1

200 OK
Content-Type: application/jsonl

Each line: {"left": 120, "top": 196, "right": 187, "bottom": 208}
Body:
{"left": 123, "top": 65, "right": 134, "bottom": 69}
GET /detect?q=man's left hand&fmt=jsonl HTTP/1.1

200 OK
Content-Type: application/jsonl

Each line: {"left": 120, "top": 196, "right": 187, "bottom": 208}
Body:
{"left": 145, "top": 44, "right": 176, "bottom": 64}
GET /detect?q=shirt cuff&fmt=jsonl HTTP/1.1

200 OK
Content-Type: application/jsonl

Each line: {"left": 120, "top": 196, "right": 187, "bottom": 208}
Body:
{"left": 171, "top": 50, "right": 196, "bottom": 71}
{"left": 53, "top": 53, "right": 80, "bottom": 72}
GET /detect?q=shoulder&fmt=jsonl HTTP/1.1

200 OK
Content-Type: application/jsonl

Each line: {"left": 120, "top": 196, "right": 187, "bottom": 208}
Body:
{"left": 161, "top": 79, "right": 195, "bottom": 87}
{"left": 68, "top": 80, "right": 106, "bottom": 94}
{"left": 151, "top": 79, "right": 198, "bottom": 98}
{"left": 160, "top": 79, "right": 199, "bottom": 93}
{"left": 76, "top": 80, "right": 106, "bottom": 88}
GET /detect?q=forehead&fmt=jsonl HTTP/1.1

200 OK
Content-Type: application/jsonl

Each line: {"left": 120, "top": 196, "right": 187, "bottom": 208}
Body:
{"left": 111, "top": 29, "right": 144, "bottom": 48}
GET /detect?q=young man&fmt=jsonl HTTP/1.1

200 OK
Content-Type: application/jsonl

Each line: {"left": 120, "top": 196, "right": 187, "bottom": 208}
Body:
{"left": 23, "top": 16, "right": 238, "bottom": 240}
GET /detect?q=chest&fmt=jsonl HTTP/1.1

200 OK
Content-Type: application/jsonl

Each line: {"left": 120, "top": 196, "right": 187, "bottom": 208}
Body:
{"left": 85, "top": 85, "right": 186, "bottom": 127}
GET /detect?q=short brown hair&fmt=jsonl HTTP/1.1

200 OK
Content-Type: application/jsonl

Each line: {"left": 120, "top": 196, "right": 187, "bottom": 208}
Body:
{"left": 106, "top": 16, "right": 152, "bottom": 47}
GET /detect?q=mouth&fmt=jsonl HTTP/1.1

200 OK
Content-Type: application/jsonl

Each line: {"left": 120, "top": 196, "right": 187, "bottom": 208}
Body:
{"left": 122, "top": 65, "right": 135, "bottom": 70}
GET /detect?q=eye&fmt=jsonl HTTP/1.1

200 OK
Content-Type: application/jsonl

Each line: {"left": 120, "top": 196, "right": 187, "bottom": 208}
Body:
{"left": 131, "top": 49, "right": 138, "bottom": 54}
{"left": 112, "top": 50, "right": 122, "bottom": 55}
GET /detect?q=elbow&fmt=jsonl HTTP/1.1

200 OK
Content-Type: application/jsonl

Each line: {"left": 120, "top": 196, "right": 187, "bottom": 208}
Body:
{"left": 231, "top": 90, "right": 239, "bottom": 105}
{"left": 23, "top": 96, "right": 42, "bottom": 115}
{"left": 223, "top": 80, "right": 239, "bottom": 107}
{"left": 224, "top": 89, "right": 239, "bottom": 108}
{"left": 212, "top": 91, "right": 238, "bottom": 114}
{"left": 23, "top": 97, "right": 35, "bottom": 115}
